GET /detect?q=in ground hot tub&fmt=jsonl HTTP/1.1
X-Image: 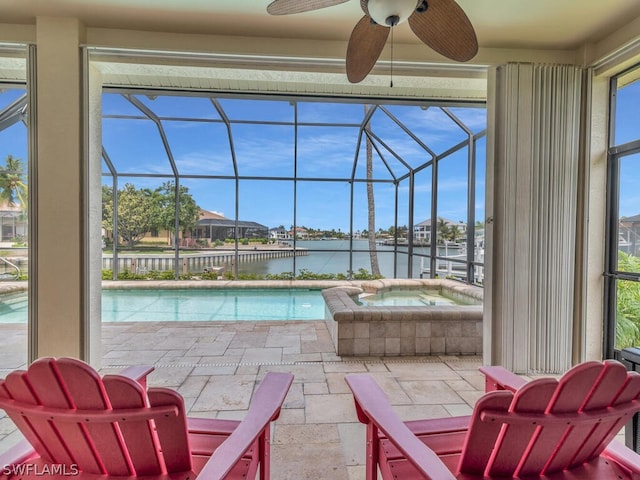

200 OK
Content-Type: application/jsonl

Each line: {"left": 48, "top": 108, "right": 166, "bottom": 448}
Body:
{"left": 322, "top": 279, "right": 483, "bottom": 356}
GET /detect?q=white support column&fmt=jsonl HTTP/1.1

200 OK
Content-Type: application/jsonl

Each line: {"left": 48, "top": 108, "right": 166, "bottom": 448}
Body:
{"left": 87, "top": 61, "right": 104, "bottom": 367}
{"left": 485, "top": 63, "right": 583, "bottom": 374}
{"left": 33, "top": 17, "right": 88, "bottom": 360}
{"left": 584, "top": 74, "right": 609, "bottom": 361}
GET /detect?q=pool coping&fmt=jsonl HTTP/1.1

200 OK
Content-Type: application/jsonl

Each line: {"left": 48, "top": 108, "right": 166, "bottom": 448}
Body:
{"left": 0, "top": 280, "right": 360, "bottom": 294}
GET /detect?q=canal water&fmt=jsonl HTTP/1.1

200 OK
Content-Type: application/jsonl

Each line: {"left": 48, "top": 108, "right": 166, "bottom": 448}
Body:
{"left": 235, "top": 239, "right": 454, "bottom": 278}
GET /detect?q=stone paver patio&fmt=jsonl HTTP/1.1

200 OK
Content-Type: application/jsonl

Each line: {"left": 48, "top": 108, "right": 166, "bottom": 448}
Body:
{"left": 0, "top": 320, "right": 488, "bottom": 479}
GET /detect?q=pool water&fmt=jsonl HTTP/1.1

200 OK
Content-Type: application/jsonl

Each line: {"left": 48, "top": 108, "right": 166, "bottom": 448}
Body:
{"left": 358, "top": 289, "right": 468, "bottom": 307}
{"left": 0, "top": 289, "right": 326, "bottom": 323}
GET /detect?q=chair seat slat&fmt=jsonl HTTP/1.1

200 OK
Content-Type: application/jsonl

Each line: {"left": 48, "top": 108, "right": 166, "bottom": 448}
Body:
{"left": 148, "top": 389, "right": 192, "bottom": 473}
{"left": 457, "top": 391, "right": 512, "bottom": 475}
{"left": 487, "top": 378, "right": 558, "bottom": 477}
{"left": 2, "top": 370, "right": 75, "bottom": 466}
{"left": 27, "top": 358, "right": 104, "bottom": 473}
{"left": 547, "top": 361, "right": 629, "bottom": 472}
{"left": 57, "top": 358, "right": 132, "bottom": 476}
{"left": 103, "top": 375, "right": 164, "bottom": 476}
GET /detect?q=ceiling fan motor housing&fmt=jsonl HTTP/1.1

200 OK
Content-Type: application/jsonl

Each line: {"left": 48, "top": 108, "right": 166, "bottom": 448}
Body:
{"left": 366, "top": 0, "right": 421, "bottom": 26}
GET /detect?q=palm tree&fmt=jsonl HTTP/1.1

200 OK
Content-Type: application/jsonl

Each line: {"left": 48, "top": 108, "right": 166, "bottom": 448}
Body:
{"left": 437, "top": 218, "right": 450, "bottom": 244}
{"left": 0, "top": 155, "right": 27, "bottom": 211}
{"left": 364, "top": 105, "right": 380, "bottom": 277}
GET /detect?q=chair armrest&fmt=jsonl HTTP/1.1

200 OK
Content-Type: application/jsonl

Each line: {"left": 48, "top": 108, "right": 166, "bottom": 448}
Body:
{"left": 479, "top": 366, "right": 527, "bottom": 393}
{"left": 197, "top": 372, "right": 294, "bottom": 480}
{"left": 602, "top": 439, "right": 640, "bottom": 474}
{"left": 345, "top": 374, "right": 457, "bottom": 480}
{"left": 117, "top": 365, "right": 154, "bottom": 389}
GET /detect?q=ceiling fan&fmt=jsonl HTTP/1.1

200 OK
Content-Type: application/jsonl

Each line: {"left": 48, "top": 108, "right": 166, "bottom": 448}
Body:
{"left": 266, "top": 0, "right": 478, "bottom": 83}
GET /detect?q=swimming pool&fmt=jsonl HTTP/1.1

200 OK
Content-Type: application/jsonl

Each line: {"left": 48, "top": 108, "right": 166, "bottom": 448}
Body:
{"left": 358, "top": 289, "right": 476, "bottom": 307}
{"left": 0, "top": 289, "right": 326, "bottom": 323}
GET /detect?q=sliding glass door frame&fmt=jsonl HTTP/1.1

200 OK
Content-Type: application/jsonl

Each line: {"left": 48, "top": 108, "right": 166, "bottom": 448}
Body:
{"left": 604, "top": 65, "right": 640, "bottom": 359}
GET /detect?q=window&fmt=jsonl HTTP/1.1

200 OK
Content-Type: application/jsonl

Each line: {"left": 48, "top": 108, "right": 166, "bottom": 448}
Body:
{"left": 605, "top": 64, "right": 640, "bottom": 356}
{"left": 0, "top": 45, "right": 29, "bottom": 370}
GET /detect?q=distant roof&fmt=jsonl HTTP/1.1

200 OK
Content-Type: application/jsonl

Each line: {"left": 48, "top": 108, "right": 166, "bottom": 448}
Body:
{"left": 0, "top": 201, "right": 23, "bottom": 217}
{"left": 0, "top": 211, "right": 21, "bottom": 218}
{"left": 622, "top": 214, "right": 640, "bottom": 223}
{"left": 198, "top": 218, "right": 267, "bottom": 229}
{"left": 199, "top": 209, "right": 226, "bottom": 220}
{"left": 197, "top": 208, "right": 267, "bottom": 230}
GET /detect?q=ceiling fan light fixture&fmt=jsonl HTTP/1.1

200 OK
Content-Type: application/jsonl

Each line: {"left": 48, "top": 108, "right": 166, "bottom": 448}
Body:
{"left": 367, "top": 0, "right": 419, "bottom": 26}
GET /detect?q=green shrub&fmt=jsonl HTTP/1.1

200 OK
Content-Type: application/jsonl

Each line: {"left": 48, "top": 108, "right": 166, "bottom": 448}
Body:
{"left": 265, "top": 272, "right": 294, "bottom": 280}
{"left": 200, "top": 271, "right": 220, "bottom": 280}
{"left": 295, "top": 269, "right": 336, "bottom": 280}
{"left": 241, "top": 273, "right": 265, "bottom": 280}
{"left": 351, "top": 268, "right": 384, "bottom": 280}
{"left": 616, "top": 251, "right": 640, "bottom": 349}
{"left": 146, "top": 270, "right": 177, "bottom": 280}
{"left": 100, "top": 267, "right": 384, "bottom": 282}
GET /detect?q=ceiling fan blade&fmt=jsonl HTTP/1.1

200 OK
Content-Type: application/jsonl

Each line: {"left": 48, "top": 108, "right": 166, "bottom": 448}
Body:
{"left": 346, "top": 16, "right": 390, "bottom": 83}
{"left": 408, "top": 0, "right": 478, "bottom": 62}
{"left": 267, "top": 0, "right": 349, "bottom": 15}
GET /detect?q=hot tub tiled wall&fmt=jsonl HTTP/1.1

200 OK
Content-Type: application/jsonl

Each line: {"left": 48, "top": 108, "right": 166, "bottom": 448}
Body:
{"left": 322, "top": 279, "right": 483, "bottom": 356}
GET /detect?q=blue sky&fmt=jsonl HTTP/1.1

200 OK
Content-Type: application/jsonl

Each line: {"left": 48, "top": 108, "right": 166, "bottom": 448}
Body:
{"left": 1, "top": 78, "right": 638, "bottom": 230}
{"left": 614, "top": 78, "right": 640, "bottom": 219}
{"left": 101, "top": 94, "right": 487, "bottom": 232}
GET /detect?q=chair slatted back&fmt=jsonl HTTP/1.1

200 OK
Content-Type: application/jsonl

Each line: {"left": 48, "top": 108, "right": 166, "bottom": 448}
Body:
{"left": 459, "top": 360, "right": 640, "bottom": 477}
{"left": 0, "top": 357, "right": 192, "bottom": 476}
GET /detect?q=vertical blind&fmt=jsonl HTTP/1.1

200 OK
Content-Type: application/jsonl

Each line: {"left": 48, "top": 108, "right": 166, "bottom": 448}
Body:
{"left": 491, "top": 63, "right": 582, "bottom": 373}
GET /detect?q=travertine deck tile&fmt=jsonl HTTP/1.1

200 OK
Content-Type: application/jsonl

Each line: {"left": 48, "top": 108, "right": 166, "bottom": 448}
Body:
{"left": 400, "top": 379, "right": 466, "bottom": 404}
{"left": 190, "top": 374, "right": 256, "bottom": 411}
{"left": 305, "top": 393, "right": 357, "bottom": 424}
{"left": 0, "top": 319, "right": 491, "bottom": 480}
{"left": 240, "top": 347, "right": 283, "bottom": 364}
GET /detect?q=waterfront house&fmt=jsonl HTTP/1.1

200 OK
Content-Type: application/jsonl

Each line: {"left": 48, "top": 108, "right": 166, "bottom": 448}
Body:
{"left": 269, "top": 227, "right": 290, "bottom": 241}
{"left": 0, "top": 202, "right": 25, "bottom": 244}
{"left": 414, "top": 217, "right": 467, "bottom": 245}
{"left": 193, "top": 209, "right": 268, "bottom": 243}
{"left": 620, "top": 214, "right": 640, "bottom": 256}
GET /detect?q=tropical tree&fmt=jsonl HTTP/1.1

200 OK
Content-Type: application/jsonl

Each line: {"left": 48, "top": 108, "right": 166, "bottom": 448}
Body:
{"left": 437, "top": 218, "right": 450, "bottom": 244}
{"left": 0, "top": 154, "right": 27, "bottom": 210}
{"left": 448, "top": 225, "right": 462, "bottom": 242}
{"left": 103, "top": 182, "right": 200, "bottom": 248}
{"left": 102, "top": 184, "right": 159, "bottom": 248}
{"left": 364, "top": 104, "right": 380, "bottom": 277}
{"left": 154, "top": 181, "right": 200, "bottom": 244}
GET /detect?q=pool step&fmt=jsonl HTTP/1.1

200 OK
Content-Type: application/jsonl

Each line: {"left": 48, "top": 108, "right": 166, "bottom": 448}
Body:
{"left": 0, "top": 294, "right": 26, "bottom": 308}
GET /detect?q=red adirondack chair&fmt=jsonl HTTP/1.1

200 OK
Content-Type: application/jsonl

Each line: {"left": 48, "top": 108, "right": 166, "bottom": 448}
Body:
{"left": 0, "top": 357, "right": 293, "bottom": 480}
{"left": 346, "top": 360, "right": 640, "bottom": 479}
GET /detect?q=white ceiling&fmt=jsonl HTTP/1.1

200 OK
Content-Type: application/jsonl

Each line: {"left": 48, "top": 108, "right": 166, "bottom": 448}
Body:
{"left": 1, "top": 0, "right": 639, "bottom": 99}
{"left": 1, "top": 0, "right": 640, "bottom": 50}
